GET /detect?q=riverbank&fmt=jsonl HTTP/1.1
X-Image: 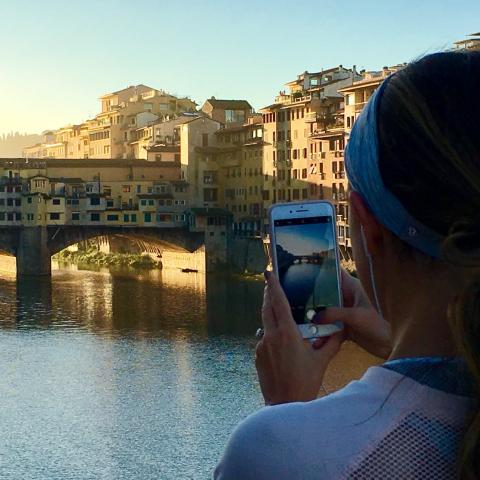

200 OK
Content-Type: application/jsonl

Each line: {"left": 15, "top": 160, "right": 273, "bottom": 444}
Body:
{"left": 53, "top": 249, "right": 158, "bottom": 269}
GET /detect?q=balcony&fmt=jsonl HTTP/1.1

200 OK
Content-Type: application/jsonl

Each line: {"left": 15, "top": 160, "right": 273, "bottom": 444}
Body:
{"left": 274, "top": 93, "right": 312, "bottom": 105}
{"left": 0, "top": 177, "right": 22, "bottom": 186}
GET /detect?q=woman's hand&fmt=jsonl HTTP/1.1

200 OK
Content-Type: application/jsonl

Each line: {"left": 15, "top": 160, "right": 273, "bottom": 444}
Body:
{"left": 255, "top": 272, "right": 344, "bottom": 405}
{"left": 313, "top": 269, "right": 392, "bottom": 359}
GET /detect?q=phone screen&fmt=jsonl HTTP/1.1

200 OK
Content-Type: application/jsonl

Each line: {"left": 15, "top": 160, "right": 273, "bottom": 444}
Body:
{"left": 274, "top": 215, "right": 340, "bottom": 324}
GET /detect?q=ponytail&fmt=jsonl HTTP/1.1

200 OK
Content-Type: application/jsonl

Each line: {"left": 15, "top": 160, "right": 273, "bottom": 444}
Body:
{"left": 443, "top": 223, "right": 480, "bottom": 479}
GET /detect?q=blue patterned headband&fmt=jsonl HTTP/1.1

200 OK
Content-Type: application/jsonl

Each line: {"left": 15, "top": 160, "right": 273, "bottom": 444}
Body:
{"left": 345, "top": 76, "right": 444, "bottom": 258}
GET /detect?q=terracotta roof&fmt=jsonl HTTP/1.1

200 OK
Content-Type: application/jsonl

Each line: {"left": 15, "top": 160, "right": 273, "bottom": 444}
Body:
{"left": 203, "top": 99, "right": 252, "bottom": 110}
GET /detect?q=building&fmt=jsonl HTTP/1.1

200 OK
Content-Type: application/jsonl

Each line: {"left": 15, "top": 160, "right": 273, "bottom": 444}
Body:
{"left": 201, "top": 98, "right": 252, "bottom": 126}
{"left": 128, "top": 113, "right": 198, "bottom": 160}
{"left": 259, "top": 66, "right": 361, "bottom": 238}
{"left": 215, "top": 114, "right": 264, "bottom": 235}
{"left": 453, "top": 32, "right": 480, "bottom": 51}
{"left": 178, "top": 115, "right": 223, "bottom": 206}
{"left": 23, "top": 85, "right": 197, "bottom": 160}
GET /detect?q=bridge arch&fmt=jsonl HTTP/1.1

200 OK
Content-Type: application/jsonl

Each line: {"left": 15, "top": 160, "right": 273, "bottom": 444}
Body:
{"left": 0, "top": 226, "right": 205, "bottom": 277}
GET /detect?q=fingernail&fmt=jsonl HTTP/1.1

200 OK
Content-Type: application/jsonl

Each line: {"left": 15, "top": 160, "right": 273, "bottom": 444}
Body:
{"left": 264, "top": 270, "right": 271, "bottom": 280}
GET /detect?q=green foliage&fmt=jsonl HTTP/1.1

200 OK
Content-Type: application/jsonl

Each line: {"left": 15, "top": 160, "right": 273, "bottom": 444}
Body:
{"left": 53, "top": 248, "right": 158, "bottom": 269}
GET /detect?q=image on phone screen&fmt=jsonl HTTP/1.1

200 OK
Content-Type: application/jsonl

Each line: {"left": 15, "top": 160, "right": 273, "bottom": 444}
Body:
{"left": 274, "top": 216, "right": 340, "bottom": 324}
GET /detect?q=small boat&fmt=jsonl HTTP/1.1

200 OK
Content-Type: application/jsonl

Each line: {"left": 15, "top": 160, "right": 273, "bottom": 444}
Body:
{"left": 181, "top": 268, "right": 198, "bottom": 273}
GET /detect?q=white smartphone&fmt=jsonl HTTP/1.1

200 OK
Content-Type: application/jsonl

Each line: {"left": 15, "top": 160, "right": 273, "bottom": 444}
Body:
{"left": 268, "top": 201, "right": 343, "bottom": 339}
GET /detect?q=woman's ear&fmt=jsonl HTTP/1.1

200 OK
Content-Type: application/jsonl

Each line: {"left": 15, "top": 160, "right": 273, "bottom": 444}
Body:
{"left": 349, "top": 191, "right": 384, "bottom": 258}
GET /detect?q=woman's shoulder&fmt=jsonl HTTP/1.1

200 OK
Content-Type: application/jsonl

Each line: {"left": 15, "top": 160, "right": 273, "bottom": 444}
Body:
{"left": 214, "top": 366, "right": 401, "bottom": 480}
{"left": 215, "top": 362, "right": 475, "bottom": 479}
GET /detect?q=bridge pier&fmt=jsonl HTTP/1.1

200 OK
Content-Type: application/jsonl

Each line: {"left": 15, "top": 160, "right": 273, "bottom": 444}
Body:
{"left": 16, "top": 227, "right": 51, "bottom": 276}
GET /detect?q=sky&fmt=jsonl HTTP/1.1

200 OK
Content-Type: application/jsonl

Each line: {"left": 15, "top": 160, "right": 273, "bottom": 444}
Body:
{"left": 276, "top": 223, "right": 330, "bottom": 256}
{"left": 0, "top": 0, "right": 479, "bottom": 135}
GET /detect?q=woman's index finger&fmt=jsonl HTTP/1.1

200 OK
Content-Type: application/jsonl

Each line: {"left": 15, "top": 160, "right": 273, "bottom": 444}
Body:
{"left": 265, "top": 273, "right": 298, "bottom": 335}
{"left": 261, "top": 283, "right": 277, "bottom": 331}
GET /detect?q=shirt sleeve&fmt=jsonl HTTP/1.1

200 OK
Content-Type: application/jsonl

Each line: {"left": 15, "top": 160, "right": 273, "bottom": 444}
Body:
{"left": 213, "top": 406, "right": 305, "bottom": 480}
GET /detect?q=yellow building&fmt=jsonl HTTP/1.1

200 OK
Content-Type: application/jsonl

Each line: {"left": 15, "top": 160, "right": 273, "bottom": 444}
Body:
{"left": 215, "top": 115, "right": 264, "bottom": 235}
{"left": 453, "top": 32, "right": 480, "bottom": 51}
{"left": 178, "top": 115, "right": 223, "bottom": 207}
{"left": 23, "top": 85, "right": 197, "bottom": 160}
{"left": 260, "top": 66, "right": 361, "bottom": 232}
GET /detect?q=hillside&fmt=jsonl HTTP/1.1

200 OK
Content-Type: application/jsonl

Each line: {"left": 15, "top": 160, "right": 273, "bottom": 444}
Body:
{"left": 0, "top": 132, "right": 43, "bottom": 158}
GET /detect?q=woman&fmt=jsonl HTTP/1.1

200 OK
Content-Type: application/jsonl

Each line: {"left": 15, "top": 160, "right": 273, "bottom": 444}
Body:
{"left": 214, "top": 51, "right": 480, "bottom": 479}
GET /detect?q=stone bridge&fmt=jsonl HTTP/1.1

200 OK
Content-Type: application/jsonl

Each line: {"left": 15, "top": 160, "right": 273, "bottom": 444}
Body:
{"left": 0, "top": 226, "right": 205, "bottom": 276}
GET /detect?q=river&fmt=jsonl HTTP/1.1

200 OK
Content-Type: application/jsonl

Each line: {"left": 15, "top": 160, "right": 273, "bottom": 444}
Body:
{"left": 0, "top": 264, "right": 379, "bottom": 479}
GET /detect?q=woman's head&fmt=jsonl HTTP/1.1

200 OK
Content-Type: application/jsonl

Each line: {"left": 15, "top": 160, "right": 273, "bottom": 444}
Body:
{"left": 347, "top": 51, "right": 480, "bottom": 478}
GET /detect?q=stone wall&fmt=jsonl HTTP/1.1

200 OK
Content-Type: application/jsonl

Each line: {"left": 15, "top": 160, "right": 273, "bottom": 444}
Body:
{"left": 227, "top": 237, "right": 268, "bottom": 273}
{"left": 0, "top": 254, "right": 16, "bottom": 276}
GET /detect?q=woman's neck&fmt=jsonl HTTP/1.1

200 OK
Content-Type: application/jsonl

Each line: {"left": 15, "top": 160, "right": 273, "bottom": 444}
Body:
{"left": 384, "top": 269, "right": 459, "bottom": 361}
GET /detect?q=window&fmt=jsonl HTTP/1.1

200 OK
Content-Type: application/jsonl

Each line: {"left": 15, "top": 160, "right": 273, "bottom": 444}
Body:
{"left": 301, "top": 168, "right": 307, "bottom": 179}
{"left": 72, "top": 213, "right": 80, "bottom": 221}
{"left": 7, "top": 198, "right": 13, "bottom": 207}
{"left": 203, "top": 188, "right": 218, "bottom": 202}
{"left": 136, "top": 185, "right": 142, "bottom": 193}
{"left": 292, "top": 189, "right": 299, "bottom": 200}
{"left": 90, "top": 213, "right": 100, "bottom": 221}
{"left": 15, "top": 213, "right": 21, "bottom": 221}
{"left": 225, "top": 110, "right": 246, "bottom": 123}
{"left": 141, "top": 199, "right": 147, "bottom": 206}
{"left": 122, "top": 185, "right": 131, "bottom": 193}
{"left": 144, "top": 212, "right": 152, "bottom": 223}
{"left": 50, "top": 213, "right": 60, "bottom": 220}
{"left": 302, "top": 188, "right": 308, "bottom": 199}
{"left": 157, "top": 214, "right": 172, "bottom": 223}
{"left": 203, "top": 171, "right": 217, "bottom": 184}
{"left": 148, "top": 200, "right": 154, "bottom": 206}
{"left": 155, "top": 154, "right": 162, "bottom": 161}
{"left": 27, "top": 197, "right": 32, "bottom": 204}
{"left": 107, "top": 214, "right": 119, "bottom": 221}
{"left": 123, "top": 214, "right": 129, "bottom": 223}
{"left": 90, "top": 197, "right": 100, "bottom": 206}
{"left": 107, "top": 199, "right": 114, "bottom": 208}
{"left": 131, "top": 214, "right": 137, "bottom": 222}
{"left": 15, "top": 198, "right": 21, "bottom": 206}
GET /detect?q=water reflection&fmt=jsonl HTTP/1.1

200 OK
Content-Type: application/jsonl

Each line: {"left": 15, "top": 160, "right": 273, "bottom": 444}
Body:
{"left": 0, "top": 266, "right": 378, "bottom": 479}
